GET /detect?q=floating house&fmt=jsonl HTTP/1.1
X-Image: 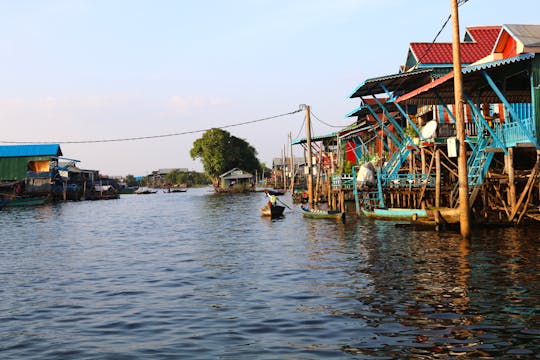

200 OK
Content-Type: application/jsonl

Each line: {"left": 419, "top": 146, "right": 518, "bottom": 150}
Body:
{"left": 0, "top": 144, "right": 63, "bottom": 196}
{"left": 218, "top": 168, "right": 254, "bottom": 191}
{"left": 341, "top": 24, "right": 540, "bottom": 224}
{"left": 291, "top": 24, "right": 540, "bottom": 224}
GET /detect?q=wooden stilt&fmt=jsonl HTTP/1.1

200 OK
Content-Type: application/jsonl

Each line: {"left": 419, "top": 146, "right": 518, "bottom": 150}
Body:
{"left": 506, "top": 147, "right": 516, "bottom": 213}
{"left": 435, "top": 149, "right": 441, "bottom": 208}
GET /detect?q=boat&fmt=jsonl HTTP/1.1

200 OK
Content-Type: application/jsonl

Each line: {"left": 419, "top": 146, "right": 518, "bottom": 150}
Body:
{"left": 3, "top": 195, "right": 49, "bottom": 207}
{"left": 135, "top": 187, "right": 158, "bottom": 194}
{"left": 361, "top": 207, "right": 427, "bottom": 221}
{"left": 260, "top": 204, "right": 285, "bottom": 218}
{"left": 266, "top": 189, "right": 286, "bottom": 196}
{"left": 165, "top": 188, "right": 187, "bottom": 193}
{"left": 300, "top": 205, "right": 345, "bottom": 220}
{"left": 412, "top": 207, "right": 461, "bottom": 225}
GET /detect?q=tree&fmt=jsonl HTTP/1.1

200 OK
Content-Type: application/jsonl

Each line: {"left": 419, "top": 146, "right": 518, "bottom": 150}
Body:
{"left": 190, "top": 128, "right": 261, "bottom": 185}
{"left": 124, "top": 174, "right": 139, "bottom": 187}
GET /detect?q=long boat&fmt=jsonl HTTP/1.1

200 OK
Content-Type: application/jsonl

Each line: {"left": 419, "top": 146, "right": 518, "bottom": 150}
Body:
{"left": 361, "top": 207, "right": 428, "bottom": 221}
{"left": 300, "top": 206, "right": 345, "bottom": 220}
{"left": 260, "top": 205, "right": 285, "bottom": 218}
{"left": 3, "top": 195, "right": 49, "bottom": 207}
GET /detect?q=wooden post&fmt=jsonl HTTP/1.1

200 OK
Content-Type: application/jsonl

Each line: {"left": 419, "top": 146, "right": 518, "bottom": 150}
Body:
{"left": 435, "top": 149, "right": 441, "bottom": 208}
{"left": 451, "top": 0, "right": 471, "bottom": 239}
{"left": 305, "top": 105, "right": 314, "bottom": 208}
{"left": 506, "top": 147, "right": 516, "bottom": 213}
{"left": 282, "top": 146, "right": 287, "bottom": 190}
{"left": 421, "top": 148, "right": 426, "bottom": 175}
{"left": 289, "top": 132, "right": 295, "bottom": 193}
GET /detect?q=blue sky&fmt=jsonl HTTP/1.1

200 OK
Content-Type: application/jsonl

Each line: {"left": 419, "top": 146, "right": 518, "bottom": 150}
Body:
{"left": 1, "top": 0, "right": 538, "bottom": 176}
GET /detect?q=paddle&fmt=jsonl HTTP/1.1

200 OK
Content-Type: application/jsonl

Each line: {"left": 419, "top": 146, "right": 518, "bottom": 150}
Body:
{"left": 276, "top": 197, "right": 292, "bottom": 210}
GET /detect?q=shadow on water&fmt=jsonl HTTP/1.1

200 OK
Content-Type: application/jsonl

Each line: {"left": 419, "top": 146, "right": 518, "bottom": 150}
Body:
{"left": 0, "top": 188, "right": 538, "bottom": 359}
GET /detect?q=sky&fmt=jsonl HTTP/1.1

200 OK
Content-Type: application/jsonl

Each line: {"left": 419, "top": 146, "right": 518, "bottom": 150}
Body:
{"left": 1, "top": 0, "right": 538, "bottom": 176}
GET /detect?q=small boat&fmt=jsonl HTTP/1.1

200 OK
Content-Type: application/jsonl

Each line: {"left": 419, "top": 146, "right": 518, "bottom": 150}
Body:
{"left": 266, "top": 189, "right": 286, "bottom": 196}
{"left": 260, "top": 204, "right": 285, "bottom": 218}
{"left": 300, "top": 206, "right": 345, "bottom": 220}
{"left": 135, "top": 187, "right": 158, "bottom": 194}
{"left": 165, "top": 188, "right": 187, "bottom": 193}
{"left": 362, "top": 207, "right": 427, "bottom": 221}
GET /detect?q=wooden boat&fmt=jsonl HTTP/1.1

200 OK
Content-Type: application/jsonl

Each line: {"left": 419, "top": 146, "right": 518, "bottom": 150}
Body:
{"left": 418, "top": 208, "right": 460, "bottom": 224}
{"left": 266, "top": 189, "right": 286, "bottom": 196}
{"left": 300, "top": 206, "right": 345, "bottom": 220}
{"left": 260, "top": 204, "right": 285, "bottom": 218}
{"left": 362, "top": 207, "right": 427, "bottom": 221}
{"left": 167, "top": 188, "right": 187, "bottom": 193}
{"left": 135, "top": 187, "right": 158, "bottom": 194}
{"left": 4, "top": 195, "right": 49, "bottom": 207}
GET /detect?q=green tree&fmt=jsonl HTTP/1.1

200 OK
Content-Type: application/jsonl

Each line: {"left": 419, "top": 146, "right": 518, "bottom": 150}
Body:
{"left": 165, "top": 169, "right": 181, "bottom": 185}
{"left": 124, "top": 174, "right": 139, "bottom": 187}
{"left": 190, "top": 128, "right": 261, "bottom": 186}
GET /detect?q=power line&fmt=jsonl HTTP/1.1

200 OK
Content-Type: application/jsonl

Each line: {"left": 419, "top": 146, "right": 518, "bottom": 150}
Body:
{"left": 0, "top": 108, "right": 302, "bottom": 145}
{"left": 310, "top": 110, "right": 350, "bottom": 128}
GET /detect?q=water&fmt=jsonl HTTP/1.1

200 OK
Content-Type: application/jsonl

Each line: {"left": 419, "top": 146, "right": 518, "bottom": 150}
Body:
{"left": 1, "top": 188, "right": 538, "bottom": 359}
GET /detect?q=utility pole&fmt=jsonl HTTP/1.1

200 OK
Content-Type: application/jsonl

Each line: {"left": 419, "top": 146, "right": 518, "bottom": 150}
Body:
{"left": 289, "top": 132, "right": 295, "bottom": 193}
{"left": 451, "top": 0, "right": 471, "bottom": 239}
{"left": 304, "top": 104, "right": 314, "bottom": 208}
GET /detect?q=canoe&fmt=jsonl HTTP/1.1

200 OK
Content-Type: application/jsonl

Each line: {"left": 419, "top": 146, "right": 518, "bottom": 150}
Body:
{"left": 300, "top": 206, "right": 345, "bottom": 220}
{"left": 260, "top": 205, "right": 285, "bottom": 218}
{"left": 362, "top": 207, "right": 427, "bottom": 221}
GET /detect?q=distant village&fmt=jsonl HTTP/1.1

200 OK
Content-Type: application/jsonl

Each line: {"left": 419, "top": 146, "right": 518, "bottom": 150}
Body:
{"left": 0, "top": 143, "right": 213, "bottom": 204}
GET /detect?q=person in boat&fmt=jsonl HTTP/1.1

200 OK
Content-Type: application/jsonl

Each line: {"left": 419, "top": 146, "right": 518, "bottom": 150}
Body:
{"left": 264, "top": 190, "right": 277, "bottom": 207}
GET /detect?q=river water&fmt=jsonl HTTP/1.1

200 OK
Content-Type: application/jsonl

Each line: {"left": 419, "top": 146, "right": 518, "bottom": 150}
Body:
{"left": 1, "top": 187, "right": 538, "bottom": 359}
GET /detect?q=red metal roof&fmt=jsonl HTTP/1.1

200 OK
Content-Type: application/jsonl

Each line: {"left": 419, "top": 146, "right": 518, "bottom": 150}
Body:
{"left": 410, "top": 26, "right": 501, "bottom": 65}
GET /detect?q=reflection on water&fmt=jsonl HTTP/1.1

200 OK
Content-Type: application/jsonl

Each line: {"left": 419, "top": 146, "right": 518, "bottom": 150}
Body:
{"left": 0, "top": 188, "right": 538, "bottom": 359}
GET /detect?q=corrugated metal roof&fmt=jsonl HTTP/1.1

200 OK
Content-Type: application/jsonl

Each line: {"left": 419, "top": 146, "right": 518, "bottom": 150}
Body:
{"left": 463, "top": 52, "right": 535, "bottom": 73}
{"left": 291, "top": 131, "right": 338, "bottom": 145}
{"left": 348, "top": 68, "right": 433, "bottom": 98}
{"left": 504, "top": 24, "right": 540, "bottom": 47}
{"left": 0, "top": 144, "right": 62, "bottom": 158}
{"left": 396, "top": 53, "right": 535, "bottom": 105}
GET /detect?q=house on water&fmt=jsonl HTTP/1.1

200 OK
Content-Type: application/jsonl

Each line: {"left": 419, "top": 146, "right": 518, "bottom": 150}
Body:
{"left": 0, "top": 144, "right": 63, "bottom": 196}
{"left": 340, "top": 23, "right": 540, "bottom": 224}
{"left": 218, "top": 168, "right": 254, "bottom": 192}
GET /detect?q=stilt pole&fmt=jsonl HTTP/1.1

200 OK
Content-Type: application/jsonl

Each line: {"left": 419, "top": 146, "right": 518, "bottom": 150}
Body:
{"left": 451, "top": 0, "right": 471, "bottom": 239}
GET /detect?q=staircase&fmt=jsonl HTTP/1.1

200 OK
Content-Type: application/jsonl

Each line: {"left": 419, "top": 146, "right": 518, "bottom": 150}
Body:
{"left": 383, "top": 137, "right": 414, "bottom": 185}
{"left": 451, "top": 134, "right": 496, "bottom": 206}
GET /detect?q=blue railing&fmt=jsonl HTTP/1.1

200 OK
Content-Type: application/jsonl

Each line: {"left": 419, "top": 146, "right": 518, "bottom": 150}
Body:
{"left": 495, "top": 116, "right": 536, "bottom": 147}
{"left": 331, "top": 174, "right": 354, "bottom": 190}
{"left": 387, "top": 173, "right": 435, "bottom": 188}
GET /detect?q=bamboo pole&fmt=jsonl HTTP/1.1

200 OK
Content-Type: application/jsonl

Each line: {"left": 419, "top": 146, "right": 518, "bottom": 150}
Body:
{"left": 289, "top": 132, "right": 294, "bottom": 193}
{"left": 506, "top": 147, "right": 516, "bottom": 213}
{"left": 435, "top": 149, "right": 441, "bottom": 208}
{"left": 451, "top": 0, "right": 471, "bottom": 238}
{"left": 304, "top": 105, "right": 314, "bottom": 208}
{"left": 509, "top": 151, "right": 540, "bottom": 222}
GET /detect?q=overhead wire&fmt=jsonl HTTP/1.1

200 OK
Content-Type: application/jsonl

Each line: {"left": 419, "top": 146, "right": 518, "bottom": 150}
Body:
{"left": 412, "top": 0, "right": 471, "bottom": 70}
{"left": 0, "top": 108, "right": 303, "bottom": 145}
